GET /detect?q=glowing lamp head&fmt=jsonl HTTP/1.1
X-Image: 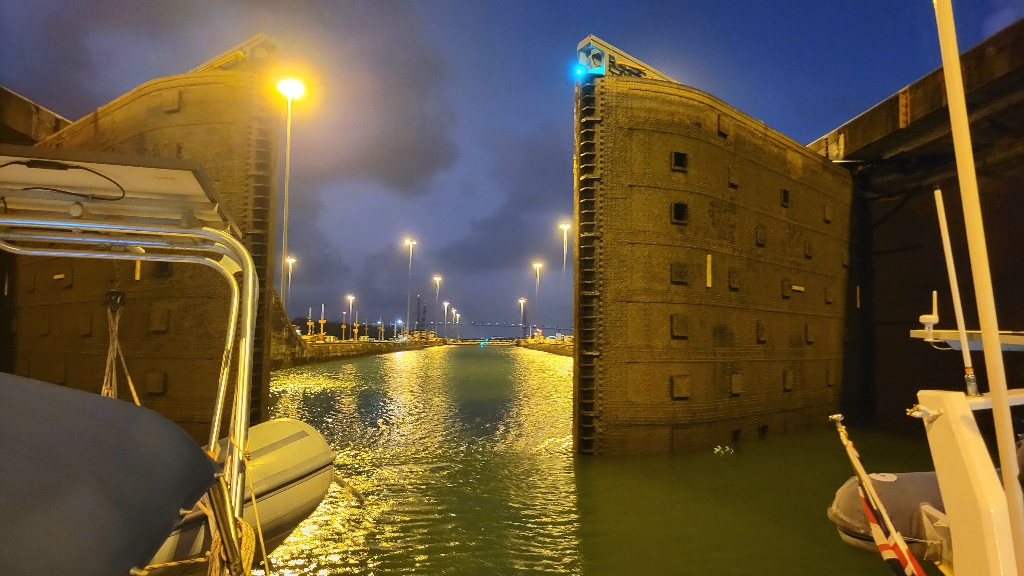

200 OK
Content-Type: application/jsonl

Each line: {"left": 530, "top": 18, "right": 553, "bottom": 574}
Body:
{"left": 559, "top": 223, "right": 571, "bottom": 232}
{"left": 519, "top": 298, "right": 526, "bottom": 304}
{"left": 443, "top": 301, "right": 449, "bottom": 307}
{"left": 286, "top": 256, "right": 297, "bottom": 265}
{"left": 573, "top": 64, "right": 587, "bottom": 77}
{"left": 405, "top": 238, "right": 416, "bottom": 246}
{"left": 533, "top": 262, "right": 543, "bottom": 271}
{"left": 433, "top": 275, "right": 442, "bottom": 282}
{"left": 347, "top": 294, "right": 354, "bottom": 303}
{"left": 276, "top": 78, "right": 305, "bottom": 100}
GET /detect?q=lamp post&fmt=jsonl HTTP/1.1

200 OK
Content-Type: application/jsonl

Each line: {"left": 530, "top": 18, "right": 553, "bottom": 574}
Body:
{"left": 276, "top": 78, "right": 305, "bottom": 310}
{"left": 456, "top": 312, "right": 460, "bottom": 340}
{"left": 532, "top": 262, "right": 543, "bottom": 334}
{"left": 433, "top": 275, "right": 442, "bottom": 337}
{"left": 519, "top": 297, "right": 527, "bottom": 339}
{"left": 285, "top": 256, "right": 297, "bottom": 311}
{"left": 347, "top": 294, "right": 355, "bottom": 340}
{"left": 560, "top": 222, "right": 571, "bottom": 335}
{"left": 396, "top": 319, "right": 403, "bottom": 339}
{"left": 451, "top": 308, "right": 457, "bottom": 340}
{"left": 404, "top": 238, "right": 416, "bottom": 335}
{"left": 443, "top": 301, "right": 450, "bottom": 339}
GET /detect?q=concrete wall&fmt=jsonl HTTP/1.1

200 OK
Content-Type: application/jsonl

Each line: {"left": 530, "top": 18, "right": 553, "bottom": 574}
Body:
{"left": 268, "top": 297, "right": 434, "bottom": 368}
{"left": 517, "top": 341, "right": 573, "bottom": 357}
{"left": 573, "top": 75, "right": 853, "bottom": 455}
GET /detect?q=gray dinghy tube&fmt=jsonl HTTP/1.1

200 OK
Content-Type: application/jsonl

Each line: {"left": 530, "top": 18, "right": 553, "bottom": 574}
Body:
{"left": 147, "top": 418, "right": 337, "bottom": 573}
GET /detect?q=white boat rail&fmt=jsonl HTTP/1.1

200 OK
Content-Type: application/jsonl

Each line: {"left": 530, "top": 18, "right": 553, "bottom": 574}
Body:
{"left": 0, "top": 144, "right": 258, "bottom": 527}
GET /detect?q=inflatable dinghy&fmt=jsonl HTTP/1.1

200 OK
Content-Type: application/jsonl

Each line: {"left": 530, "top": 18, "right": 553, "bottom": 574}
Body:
{"left": 147, "top": 418, "right": 336, "bottom": 574}
{"left": 0, "top": 372, "right": 217, "bottom": 576}
{"left": 827, "top": 471, "right": 949, "bottom": 562}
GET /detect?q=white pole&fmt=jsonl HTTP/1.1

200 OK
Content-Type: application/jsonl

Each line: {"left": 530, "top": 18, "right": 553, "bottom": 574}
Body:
{"left": 280, "top": 97, "right": 293, "bottom": 306}
{"left": 933, "top": 189, "right": 978, "bottom": 395}
{"left": 932, "top": 0, "right": 1024, "bottom": 565}
{"left": 406, "top": 243, "right": 414, "bottom": 335}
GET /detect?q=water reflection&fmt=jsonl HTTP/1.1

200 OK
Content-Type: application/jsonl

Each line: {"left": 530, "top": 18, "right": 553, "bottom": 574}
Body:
{"left": 267, "top": 346, "right": 941, "bottom": 576}
{"left": 267, "top": 346, "right": 579, "bottom": 575}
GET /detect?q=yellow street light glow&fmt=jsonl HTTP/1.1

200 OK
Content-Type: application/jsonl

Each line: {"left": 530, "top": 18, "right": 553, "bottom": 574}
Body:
{"left": 286, "top": 256, "right": 297, "bottom": 265}
{"left": 405, "top": 238, "right": 417, "bottom": 245}
{"left": 559, "top": 223, "right": 571, "bottom": 231}
{"left": 277, "top": 78, "right": 305, "bottom": 100}
{"left": 433, "top": 275, "right": 442, "bottom": 282}
{"left": 347, "top": 294, "right": 354, "bottom": 303}
{"left": 533, "top": 262, "right": 543, "bottom": 271}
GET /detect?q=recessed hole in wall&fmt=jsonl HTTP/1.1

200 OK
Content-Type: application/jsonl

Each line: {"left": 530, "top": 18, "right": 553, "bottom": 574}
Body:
{"left": 671, "top": 151, "right": 688, "bottom": 172}
{"left": 671, "top": 202, "right": 689, "bottom": 224}
{"left": 155, "top": 262, "right": 173, "bottom": 278}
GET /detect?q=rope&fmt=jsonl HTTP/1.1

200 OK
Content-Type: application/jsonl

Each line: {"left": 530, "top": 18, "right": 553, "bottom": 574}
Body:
{"left": 239, "top": 516, "right": 256, "bottom": 574}
{"left": 101, "top": 291, "right": 140, "bottom": 406}
{"left": 246, "top": 450, "right": 273, "bottom": 575}
{"left": 133, "top": 553, "right": 210, "bottom": 574}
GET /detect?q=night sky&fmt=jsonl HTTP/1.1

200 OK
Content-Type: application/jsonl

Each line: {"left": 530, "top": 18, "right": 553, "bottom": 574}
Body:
{"left": 2, "top": 1, "right": 1020, "bottom": 337}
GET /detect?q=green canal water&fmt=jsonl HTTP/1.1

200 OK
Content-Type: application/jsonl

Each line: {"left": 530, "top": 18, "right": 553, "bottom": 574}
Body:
{"left": 267, "top": 345, "right": 938, "bottom": 575}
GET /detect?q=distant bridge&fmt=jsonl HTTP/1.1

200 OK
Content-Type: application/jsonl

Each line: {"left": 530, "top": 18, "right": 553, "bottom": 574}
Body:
{"left": 469, "top": 322, "right": 571, "bottom": 332}
{"left": 419, "top": 321, "right": 571, "bottom": 332}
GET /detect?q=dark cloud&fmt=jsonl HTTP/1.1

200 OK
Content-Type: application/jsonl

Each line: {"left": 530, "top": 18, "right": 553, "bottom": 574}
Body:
{"left": 280, "top": 176, "right": 353, "bottom": 314}
{"left": 0, "top": 0, "right": 457, "bottom": 195}
{"left": 438, "top": 124, "right": 573, "bottom": 274}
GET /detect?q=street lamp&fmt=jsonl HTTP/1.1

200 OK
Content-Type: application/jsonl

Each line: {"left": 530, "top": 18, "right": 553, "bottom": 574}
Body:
{"left": 559, "top": 223, "right": 571, "bottom": 272}
{"left": 451, "top": 307, "right": 457, "bottom": 340}
{"left": 519, "top": 297, "right": 527, "bottom": 339}
{"left": 455, "top": 312, "right": 461, "bottom": 340}
{"left": 443, "top": 301, "right": 450, "bottom": 339}
{"left": 277, "top": 77, "right": 305, "bottom": 310}
{"left": 433, "top": 275, "right": 442, "bottom": 337}
{"left": 347, "top": 294, "right": 355, "bottom": 340}
{"left": 533, "top": 262, "right": 543, "bottom": 333}
{"left": 396, "top": 318, "right": 403, "bottom": 339}
{"left": 285, "top": 256, "right": 297, "bottom": 311}
{"left": 404, "top": 238, "right": 417, "bottom": 335}
{"left": 559, "top": 222, "right": 571, "bottom": 334}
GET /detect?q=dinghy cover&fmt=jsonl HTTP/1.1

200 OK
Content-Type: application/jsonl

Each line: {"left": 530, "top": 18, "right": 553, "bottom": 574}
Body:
{"left": 0, "top": 372, "right": 217, "bottom": 576}
{"left": 827, "top": 471, "right": 945, "bottom": 560}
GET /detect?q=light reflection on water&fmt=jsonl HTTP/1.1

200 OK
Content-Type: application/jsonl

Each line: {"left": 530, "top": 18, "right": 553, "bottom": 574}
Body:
{"left": 268, "top": 345, "right": 937, "bottom": 576}
{"left": 268, "top": 346, "right": 578, "bottom": 575}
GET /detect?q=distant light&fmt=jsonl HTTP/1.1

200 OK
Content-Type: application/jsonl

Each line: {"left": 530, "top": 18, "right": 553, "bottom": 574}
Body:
{"left": 559, "top": 223, "right": 571, "bottom": 231}
{"left": 347, "top": 294, "right": 354, "bottom": 302}
{"left": 533, "top": 262, "right": 543, "bottom": 270}
{"left": 277, "top": 78, "right": 305, "bottom": 100}
{"left": 573, "top": 64, "right": 587, "bottom": 77}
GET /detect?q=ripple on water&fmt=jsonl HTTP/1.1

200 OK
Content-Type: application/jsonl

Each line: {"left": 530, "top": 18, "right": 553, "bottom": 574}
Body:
{"left": 265, "top": 346, "right": 580, "bottom": 575}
